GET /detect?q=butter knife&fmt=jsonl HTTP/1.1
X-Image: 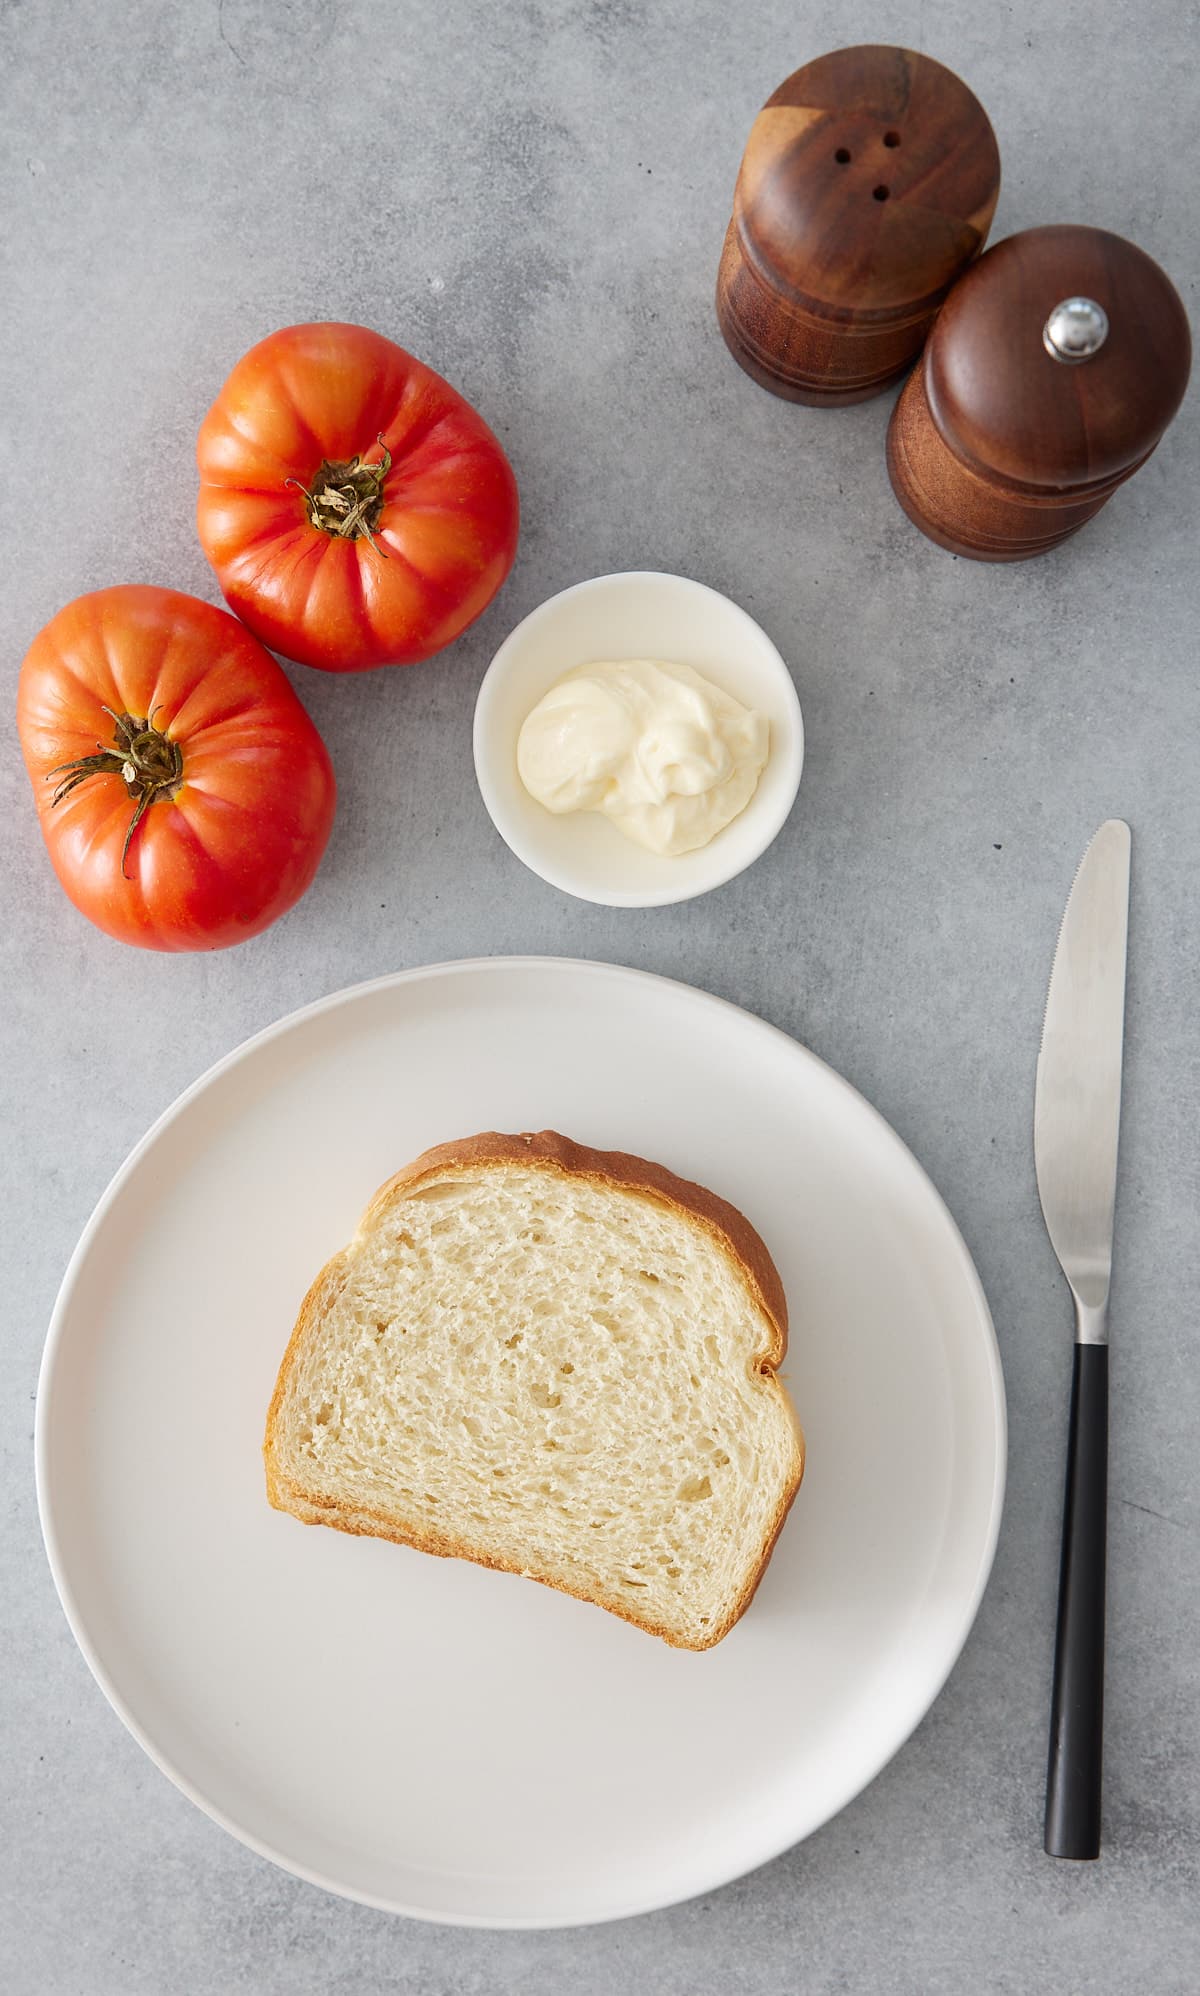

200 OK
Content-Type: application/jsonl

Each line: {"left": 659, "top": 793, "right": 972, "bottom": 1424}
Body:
{"left": 1035, "top": 818, "right": 1131, "bottom": 1860}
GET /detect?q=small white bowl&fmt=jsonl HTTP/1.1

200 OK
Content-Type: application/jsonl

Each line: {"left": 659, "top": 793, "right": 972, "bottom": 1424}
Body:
{"left": 473, "top": 571, "right": 804, "bottom": 907}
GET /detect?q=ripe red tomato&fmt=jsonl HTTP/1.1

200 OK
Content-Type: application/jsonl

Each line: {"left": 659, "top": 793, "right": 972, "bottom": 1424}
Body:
{"left": 18, "top": 586, "right": 336, "bottom": 952}
{"left": 195, "top": 322, "right": 520, "bottom": 672}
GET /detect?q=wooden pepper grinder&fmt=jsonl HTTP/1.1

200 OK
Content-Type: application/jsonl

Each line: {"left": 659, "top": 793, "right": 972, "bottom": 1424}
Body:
{"left": 717, "top": 45, "right": 1001, "bottom": 405}
{"left": 887, "top": 224, "right": 1192, "bottom": 559}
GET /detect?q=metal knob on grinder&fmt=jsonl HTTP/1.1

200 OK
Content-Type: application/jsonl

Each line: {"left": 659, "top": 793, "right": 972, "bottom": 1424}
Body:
{"left": 1043, "top": 296, "right": 1110, "bottom": 362}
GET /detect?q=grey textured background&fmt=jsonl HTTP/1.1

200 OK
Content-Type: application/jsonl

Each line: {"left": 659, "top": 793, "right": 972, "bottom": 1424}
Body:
{"left": 3, "top": 0, "right": 1198, "bottom": 1989}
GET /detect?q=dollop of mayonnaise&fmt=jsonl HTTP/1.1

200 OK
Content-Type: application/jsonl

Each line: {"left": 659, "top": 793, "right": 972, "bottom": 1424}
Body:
{"left": 516, "top": 659, "right": 770, "bottom": 857}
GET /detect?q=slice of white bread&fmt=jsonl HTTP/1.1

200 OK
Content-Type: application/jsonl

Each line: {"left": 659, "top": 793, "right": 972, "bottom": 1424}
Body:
{"left": 264, "top": 1131, "right": 804, "bottom": 1649}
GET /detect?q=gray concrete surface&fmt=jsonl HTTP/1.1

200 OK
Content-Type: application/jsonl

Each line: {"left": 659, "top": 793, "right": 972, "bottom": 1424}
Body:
{"left": 3, "top": 0, "right": 1198, "bottom": 1989}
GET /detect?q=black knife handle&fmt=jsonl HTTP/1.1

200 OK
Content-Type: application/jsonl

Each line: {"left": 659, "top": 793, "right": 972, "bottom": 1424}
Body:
{"left": 1044, "top": 1340, "right": 1109, "bottom": 1860}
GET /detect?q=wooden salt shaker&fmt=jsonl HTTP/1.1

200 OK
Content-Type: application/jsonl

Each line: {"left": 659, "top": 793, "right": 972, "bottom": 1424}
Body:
{"left": 887, "top": 224, "right": 1192, "bottom": 560}
{"left": 717, "top": 45, "right": 1001, "bottom": 405}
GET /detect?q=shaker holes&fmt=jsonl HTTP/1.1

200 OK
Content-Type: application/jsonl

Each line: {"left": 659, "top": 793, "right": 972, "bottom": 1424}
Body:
{"left": 834, "top": 147, "right": 851, "bottom": 164}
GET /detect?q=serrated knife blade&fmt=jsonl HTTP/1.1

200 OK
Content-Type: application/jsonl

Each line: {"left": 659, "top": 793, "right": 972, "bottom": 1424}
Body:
{"left": 1036, "top": 818, "right": 1131, "bottom": 1863}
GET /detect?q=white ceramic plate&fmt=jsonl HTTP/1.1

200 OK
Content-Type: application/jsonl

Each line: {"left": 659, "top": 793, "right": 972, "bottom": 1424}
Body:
{"left": 473, "top": 573, "right": 804, "bottom": 905}
{"left": 37, "top": 959, "right": 1004, "bottom": 1929}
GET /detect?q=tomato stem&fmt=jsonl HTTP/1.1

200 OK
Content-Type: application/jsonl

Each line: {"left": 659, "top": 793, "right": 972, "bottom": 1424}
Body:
{"left": 286, "top": 436, "right": 392, "bottom": 558}
{"left": 46, "top": 707, "right": 184, "bottom": 877}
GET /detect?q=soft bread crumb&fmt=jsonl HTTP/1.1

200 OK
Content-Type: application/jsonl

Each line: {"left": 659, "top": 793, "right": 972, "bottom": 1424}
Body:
{"left": 264, "top": 1132, "right": 804, "bottom": 1649}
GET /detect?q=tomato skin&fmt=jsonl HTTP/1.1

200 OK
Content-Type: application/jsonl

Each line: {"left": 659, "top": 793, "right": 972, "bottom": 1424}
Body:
{"left": 195, "top": 322, "right": 520, "bottom": 673}
{"left": 17, "top": 586, "right": 336, "bottom": 952}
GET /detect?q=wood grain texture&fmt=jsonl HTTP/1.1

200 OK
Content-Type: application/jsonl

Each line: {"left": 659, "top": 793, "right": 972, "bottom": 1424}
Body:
{"left": 887, "top": 224, "right": 1192, "bottom": 560}
{"left": 717, "top": 45, "right": 1000, "bottom": 405}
